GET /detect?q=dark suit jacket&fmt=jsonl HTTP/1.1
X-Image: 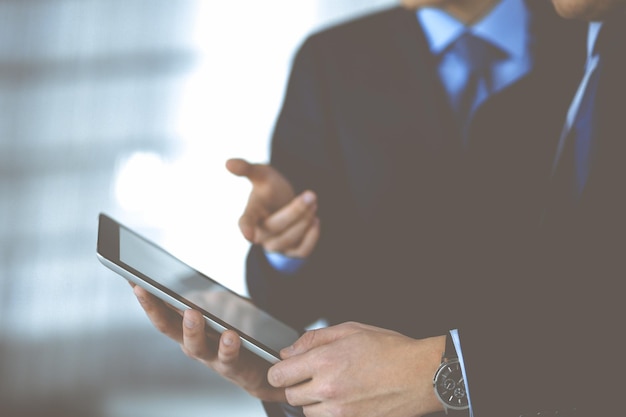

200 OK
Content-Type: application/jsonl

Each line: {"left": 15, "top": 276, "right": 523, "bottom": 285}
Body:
{"left": 459, "top": 11, "right": 626, "bottom": 417}
{"left": 245, "top": 4, "right": 587, "bottom": 416}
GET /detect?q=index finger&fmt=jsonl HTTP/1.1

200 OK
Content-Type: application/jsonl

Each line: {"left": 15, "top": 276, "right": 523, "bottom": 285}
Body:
{"left": 280, "top": 323, "right": 360, "bottom": 359}
{"left": 267, "top": 352, "right": 315, "bottom": 388}
{"left": 226, "top": 158, "right": 268, "bottom": 184}
{"left": 133, "top": 285, "right": 184, "bottom": 342}
{"left": 181, "top": 309, "right": 219, "bottom": 360}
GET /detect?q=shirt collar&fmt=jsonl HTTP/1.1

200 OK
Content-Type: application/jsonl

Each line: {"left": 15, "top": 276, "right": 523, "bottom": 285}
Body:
{"left": 417, "top": 0, "right": 530, "bottom": 60}
{"left": 587, "top": 21, "right": 603, "bottom": 59}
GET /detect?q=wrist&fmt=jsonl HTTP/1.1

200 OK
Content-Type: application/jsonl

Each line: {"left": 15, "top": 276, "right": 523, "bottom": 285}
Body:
{"left": 409, "top": 335, "right": 447, "bottom": 416}
{"left": 433, "top": 333, "right": 470, "bottom": 415}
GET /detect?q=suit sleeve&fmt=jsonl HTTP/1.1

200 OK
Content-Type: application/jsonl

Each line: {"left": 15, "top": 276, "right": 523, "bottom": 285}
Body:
{"left": 245, "top": 34, "right": 359, "bottom": 331}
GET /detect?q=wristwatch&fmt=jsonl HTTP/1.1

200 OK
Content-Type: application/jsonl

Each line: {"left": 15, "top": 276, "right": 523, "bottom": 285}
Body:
{"left": 433, "top": 333, "right": 469, "bottom": 414}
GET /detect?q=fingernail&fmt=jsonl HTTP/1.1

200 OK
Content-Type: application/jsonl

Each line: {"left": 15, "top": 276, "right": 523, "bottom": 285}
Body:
{"left": 183, "top": 318, "right": 197, "bottom": 329}
{"left": 302, "top": 191, "right": 315, "bottom": 205}
{"left": 223, "top": 336, "right": 234, "bottom": 346}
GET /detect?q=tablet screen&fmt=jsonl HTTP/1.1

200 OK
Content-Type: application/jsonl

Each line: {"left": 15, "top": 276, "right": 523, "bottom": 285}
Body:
{"left": 100, "top": 214, "right": 300, "bottom": 357}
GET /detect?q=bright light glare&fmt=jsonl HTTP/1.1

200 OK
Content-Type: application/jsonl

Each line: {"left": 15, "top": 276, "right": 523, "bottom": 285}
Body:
{"left": 174, "top": 1, "right": 317, "bottom": 154}
{"left": 113, "top": 150, "right": 253, "bottom": 295}
{"left": 115, "top": 152, "right": 171, "bottom": 213}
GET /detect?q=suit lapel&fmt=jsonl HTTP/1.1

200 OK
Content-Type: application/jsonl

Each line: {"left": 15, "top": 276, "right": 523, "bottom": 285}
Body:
{"left": 352, "top": 8, "right": 464, "bottom": 257}
{"left": 389, "top": 8, "right": 458, "bottom": 151}
{"left": 577, "top": 14, "right": 626, "bottom": 225}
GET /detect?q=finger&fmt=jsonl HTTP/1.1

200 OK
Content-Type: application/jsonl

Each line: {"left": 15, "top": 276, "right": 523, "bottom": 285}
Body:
{"left": 225, "top": 158, "right": 268, "bottom": 184}
{"left": 227, "top": 158, "right": 272, "bottom": 242}
{"left": 239, "top": 204, "right": 268, "bottom": 243}
{"left": 262, "top": 191, "right": 317, "bottom": 234}
{"left": 182, "top": 309, "right": 216, "bottom": 360}
{"left": 283, "top": 217, "right": 320, "bottom": 259}
{"left": 302, "top": 403, "right": 325, "bottom": 417}
{"left": 268, "top": 355, "right": 315, "bottom": 388}
{"left": 217, "top": 329, "right": 242, "bottom": 365}
{"left": 214, "top": 330, "right": 247, "bottom": 382}
{"left": 225, "top": 158, "right": 253, "bottom": 177}
{"left": 226, "top": 159, "right": 262, "bottom": 241}
{"left": 138, "top": 288, "right": 181, "bottom": 316}
{"left": 281, "top": 324, "right": 356, "bottom": 359}
{"left": 255, "top": 191, "right": 317, "bottom": 247}
{"left": 262, "top": 214, "right": 317, "bottom": 254}
{"left": 284, "top": 381, "right": 321, "bottom": 407}
{"left": 134, "top": 286, "right": 183, "bottom": 343}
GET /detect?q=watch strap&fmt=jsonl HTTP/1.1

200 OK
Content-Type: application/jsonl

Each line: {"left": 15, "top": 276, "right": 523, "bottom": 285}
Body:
{"left": 444, "top": 332, "right": 458, "bottom": 361}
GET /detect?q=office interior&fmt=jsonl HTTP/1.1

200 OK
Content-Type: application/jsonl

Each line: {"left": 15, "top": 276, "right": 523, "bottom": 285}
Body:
{"left": 0, "top": 1, "right": 397, "bottom": 416}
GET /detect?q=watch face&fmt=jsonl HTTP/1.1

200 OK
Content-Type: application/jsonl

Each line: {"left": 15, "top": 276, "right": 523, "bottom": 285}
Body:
{"left": 434, "top": 359, "right": 468, "bottom": 410}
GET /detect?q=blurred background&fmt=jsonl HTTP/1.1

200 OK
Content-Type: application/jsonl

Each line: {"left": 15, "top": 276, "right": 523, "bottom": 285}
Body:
{"left": 0, "top": 0, "right": 398, "bottom": 416}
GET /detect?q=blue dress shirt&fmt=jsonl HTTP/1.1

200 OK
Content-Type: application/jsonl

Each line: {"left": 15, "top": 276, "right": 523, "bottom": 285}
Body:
{"left": 268, "top": 0, "right": 533, "bottom": 274}
{"left": 265, "top": 251, "right": 306, "bottom": 274}
{"left": 418, "top": 0, "right": 532, "bottom": 114}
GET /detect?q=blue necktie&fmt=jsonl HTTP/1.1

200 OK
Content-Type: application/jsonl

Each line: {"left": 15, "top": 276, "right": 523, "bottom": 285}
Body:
{"left": 448, "top": 32, "right": 507, "bottom": 139}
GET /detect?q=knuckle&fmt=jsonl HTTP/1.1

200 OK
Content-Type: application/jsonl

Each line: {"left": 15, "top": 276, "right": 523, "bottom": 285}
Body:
{"left": 343, "top": 321, "right": 360, "bottom": 331}
{"left": 318, "top": 381, "right": 338, "bottom": 400}
{"left": 218, "top": 347, "right": 237, "bottom": 365}
{"left": 216, "top": 363, "right": 236, "bottom": 380}
{"left": 238, "top": 215, "right": 253, "bottom": 231}
{"left": 240, "top": 210, "right": 262, "bottom": 229}
{"left": 331, "top": 404, "right": 348, "bottom": 417}
{"left": 301, "top": 329, "right": 318, "bottom": 346}
{"left": 255, "top": 228, "right": 271, "bottom": 243}
{"left": 135, "top": 293, "right": 149, "bottom": 307}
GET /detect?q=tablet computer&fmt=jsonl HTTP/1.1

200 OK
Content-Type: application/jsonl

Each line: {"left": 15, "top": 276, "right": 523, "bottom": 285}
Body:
{"left": 96, "top": 213, "right": 300, "bottom": 364}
